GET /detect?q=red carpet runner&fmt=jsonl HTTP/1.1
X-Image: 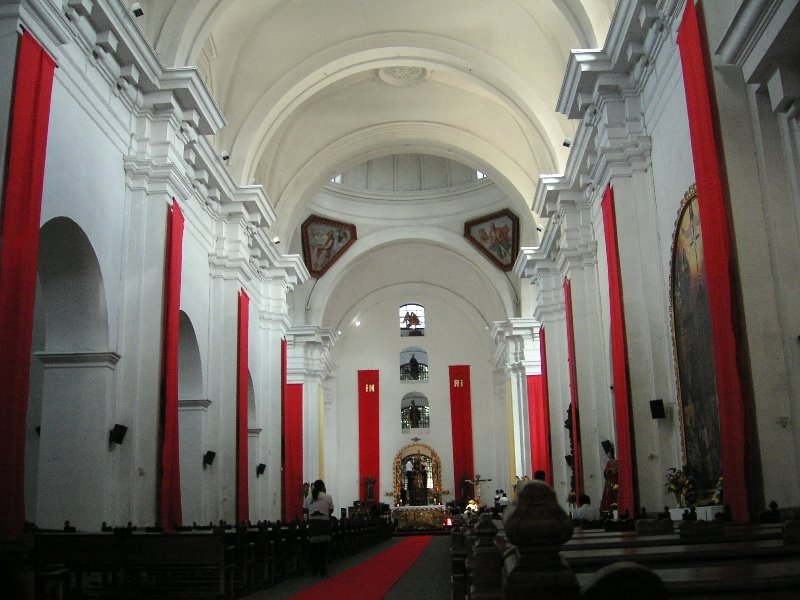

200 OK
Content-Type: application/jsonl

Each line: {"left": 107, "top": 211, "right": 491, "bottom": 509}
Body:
{"left": 289, "top": 535, "right": 433, "bottom": 599}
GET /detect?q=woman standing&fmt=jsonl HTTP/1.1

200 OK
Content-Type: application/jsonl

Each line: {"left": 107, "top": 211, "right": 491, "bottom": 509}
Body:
{"left": 303, "top": 479, "right": 334, "bottom": 576}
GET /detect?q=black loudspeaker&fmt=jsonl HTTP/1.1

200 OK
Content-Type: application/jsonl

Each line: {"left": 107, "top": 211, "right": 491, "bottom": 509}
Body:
{"left": 601, "top": 439, "right": 613, "bottom": 455}
{"left": 109, "top": 424, "right": 128, "bottom": 444}
{"left": 256, "top": 463, "right": 266, "bottom": 477}
{"left": 564, "top": 455, "right": 574, "bottom": 467}
{"left": 650, "top": 399, "right": 666, "bottom": 419}
{"left": 203, "top": 451, "right": 216, "bottom": 467}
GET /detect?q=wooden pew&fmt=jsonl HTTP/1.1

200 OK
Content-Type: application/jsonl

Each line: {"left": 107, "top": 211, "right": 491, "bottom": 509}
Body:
{"left": 122, "top": 532, "right": 233, "bottom": 599}
{"left": 575, "top": 557, "right": 800, "bottom": 597}
{"left": 562, "top": 538, "right": 800, "bottom": 572}
{"left": 34, "top": 532, "right": 123, "bottom": 599}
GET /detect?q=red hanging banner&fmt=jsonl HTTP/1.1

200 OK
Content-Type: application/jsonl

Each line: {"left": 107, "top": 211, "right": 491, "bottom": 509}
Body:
{"left": 530, "top": 328, "right": 553, "bottom": 485}
{"left": 449, "top": 365, "right": 474, "bottom": 502}
{"left": 563, "top": 278, "right": 584, "bottom": 497}
{"left": 677, "top": 0, "right": 749, "bottom": 521}
{"left": 236, "top": 290, "right": 250, "bottom": 523}
{"left": 159, "top": 201, "right": 184, "bottom": 530}
{"left": 0, "top": 30, "right": 56, "bottom": 542}
{"left": 601, "top": 185, "right": 635, "bottom": 515}
{"left": 283, "top": 381, "right": 304, "bottom": 522}
{"left": 358, "top": 370, "right": 380, "bottom": 502}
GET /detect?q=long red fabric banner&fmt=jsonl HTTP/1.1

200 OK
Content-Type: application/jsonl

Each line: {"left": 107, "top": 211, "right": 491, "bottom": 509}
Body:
{"left": 358, "top": 370, "right": 380, "bottom": 502}
{"left": 236, "top": 290, "right": 250, "bottom": 523}
{"left": 449, "top": 365, "right": 474, "bottom": 502}
{"left": 0, "top": 30, "right": 56, "bottom": 542}
{"left": 526, "top": 375, "right": 550, "bottom": 483}
{"left": 677, "top": 0, "right": 748, "bottom": 521}
{"left": 534, "top": 328, "right": 553, "bottom": 484}
{"left": 601, "top": 185, "right": 635, "bottom": 515}
{"left": 159, "top": 201, "right": 184, "bottom": 530}
{"left": 563, "top": 278, "right": 584, "bottom": 497}
{"left": 283, "top": 382, "right": 304, "bottom": 522}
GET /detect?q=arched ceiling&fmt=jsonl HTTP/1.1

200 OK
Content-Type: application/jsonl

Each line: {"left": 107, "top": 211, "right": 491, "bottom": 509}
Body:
{"left": 132, "top": 0, "right": 617, "bottom": 329}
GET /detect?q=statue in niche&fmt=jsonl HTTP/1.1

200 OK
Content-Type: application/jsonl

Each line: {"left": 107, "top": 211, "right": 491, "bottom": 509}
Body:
{"left": 409, "top": 400, "right": 421, "bottom": 428}
{"left": 409, "top": 354, "right": 420, "bottom": 379}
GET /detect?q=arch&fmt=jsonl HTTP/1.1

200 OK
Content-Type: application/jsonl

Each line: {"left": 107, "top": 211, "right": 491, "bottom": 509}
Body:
{"left": 177, "top": 311, "right": 207, "bottom": 525}
{"left": 393, "top": 442, "right": 444, "bottom": 506}
{"left": 312, "top": 228, "right": 516, "bottom": 329}
{"left": 32, "top": 218, "right": 112, "bottom": 528}
{"left": 178, "top": 311, "right": 203, "bottom": 401}
{"left": 37, "top": 217, "right": 108, "bottom": 351}
{"left": 232, "top": 38, "right": 566, "bottom": 182}
{"left": 273, "top": 123, "right": 537, "bottom": 244}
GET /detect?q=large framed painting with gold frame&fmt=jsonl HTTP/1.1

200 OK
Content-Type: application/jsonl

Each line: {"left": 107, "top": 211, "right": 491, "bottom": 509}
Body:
{"left": 669, "top": 184, "right": 721, "bottom": 501}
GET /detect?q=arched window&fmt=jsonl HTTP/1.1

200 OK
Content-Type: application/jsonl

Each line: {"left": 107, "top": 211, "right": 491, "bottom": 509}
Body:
{"left": 400, "top": 347, "right": 428, "bottom": 382}
{"left": 401, "top": 393, "right": 430, "bottom": 429}
{"left": 399, "top": 303, "right": 425, "bottom": 336}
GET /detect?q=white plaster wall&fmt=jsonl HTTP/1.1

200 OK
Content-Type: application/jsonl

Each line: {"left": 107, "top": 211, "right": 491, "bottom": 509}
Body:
{"left": 40, "top": 77, "right": 128, "bottom": 352}
{"left": 329, "top": 287, "right": 499, "bottom": 508}
{"left": 642, "top": 36, "right": 695, "bottom": 480}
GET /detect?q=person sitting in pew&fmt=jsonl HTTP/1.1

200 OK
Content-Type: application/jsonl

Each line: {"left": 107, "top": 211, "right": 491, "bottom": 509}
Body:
{"left": 572, "top": 494, "right": 600, "bottom": 522}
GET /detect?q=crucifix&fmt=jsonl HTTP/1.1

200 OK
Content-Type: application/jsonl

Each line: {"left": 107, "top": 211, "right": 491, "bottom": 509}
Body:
{"left": 467, "top": 473, "right": 492, "bottom": 506}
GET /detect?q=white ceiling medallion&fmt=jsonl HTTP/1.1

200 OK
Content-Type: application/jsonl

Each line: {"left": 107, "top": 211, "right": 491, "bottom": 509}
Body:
{"left": 377, "top": 66, "right": 430, "bottom": 87}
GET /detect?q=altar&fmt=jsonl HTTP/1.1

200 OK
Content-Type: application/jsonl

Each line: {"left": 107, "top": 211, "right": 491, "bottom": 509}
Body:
{"left": 392, "top": 505, "right": 447, "bottom": 530}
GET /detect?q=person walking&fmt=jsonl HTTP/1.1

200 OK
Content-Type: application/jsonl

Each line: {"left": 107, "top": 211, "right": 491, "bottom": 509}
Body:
{"left": 303, "top": 479, "right": 334, "bottom": 576}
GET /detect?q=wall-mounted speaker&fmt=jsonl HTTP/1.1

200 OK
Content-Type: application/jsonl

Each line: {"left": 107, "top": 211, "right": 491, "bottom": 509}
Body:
{"left": 109, "top": 424, "right": 128, "bottom": 444}
{"left": 203, "top": 451, "right": 216, "bottom": 467}
{"left": 601, "top": 439, "right": 614, "bottom": 455}
{"left": 256, "top": 463, "right": 266, "bottom": 477}
{"left": 650, "top": 399, "right": 666, "bottom": 419}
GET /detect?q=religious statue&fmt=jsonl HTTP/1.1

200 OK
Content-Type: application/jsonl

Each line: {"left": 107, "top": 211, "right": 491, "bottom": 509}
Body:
{"left": 409, "top": 399, "right": 421, "bottom": 427}
{"left": 600, "top": 444, "right": 619, "bottom": 512}
{"left": 403, "top": 311, "right": 421, "bottom": 329}
{"left": 363, "top": 476, "right": 375, "bottom": 501}
{"left": 409, "top": 354, "right": 420, "bottom": 380}
{"left": 466, "top": 474, "right": 492, "bottom": 506}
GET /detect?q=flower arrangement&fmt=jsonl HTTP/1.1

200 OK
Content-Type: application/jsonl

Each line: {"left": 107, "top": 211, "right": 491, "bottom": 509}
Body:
{"left": 712, "top": 476, "right": 723, "bottom": 505}
{"left": 665, "top": 465, "right": 697, "bottom": 508}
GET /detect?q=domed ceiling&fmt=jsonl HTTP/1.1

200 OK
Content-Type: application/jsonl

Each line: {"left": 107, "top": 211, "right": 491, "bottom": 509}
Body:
{"left": 132, "top": 0, "right": 617, "bottom": 330}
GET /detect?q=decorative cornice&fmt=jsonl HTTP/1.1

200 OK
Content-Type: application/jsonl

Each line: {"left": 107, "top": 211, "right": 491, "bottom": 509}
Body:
{"left": 35, "top": 351, "right": 121, "bottom": 367}
{"left": 716, "top": 0, "right": 795, "bottom": 82}
{"left": 178, "top": 399, "right": 212, "bottom": 410}
{"left": 7, "top": 0, "right": 71, "bottom": 57}
{"left": 286, "top": 326, "right": 338, "bottom": 381}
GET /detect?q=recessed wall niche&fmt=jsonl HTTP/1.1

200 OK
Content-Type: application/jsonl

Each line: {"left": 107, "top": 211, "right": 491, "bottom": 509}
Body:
{"left": 400, "top": 347, "right": 428, "bottom": 382}
{"left": 399, "top": 303, "right": 425, "bottom": 336}
{"left": 401, "top": 392, "right": 429, "bottom": 430}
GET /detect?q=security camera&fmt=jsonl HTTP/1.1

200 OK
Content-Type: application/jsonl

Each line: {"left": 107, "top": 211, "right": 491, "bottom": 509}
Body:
{"left": 131, "top": 2, "right": 144, "bottom": 17}
{"left": 563, "top": 138, "right": 572, "bottom": 148}
{"left": 272, "top": 236, "right": 280, "bottom": 245}
{"left": 220, "top": 151, "right": 230, "bottom": 161}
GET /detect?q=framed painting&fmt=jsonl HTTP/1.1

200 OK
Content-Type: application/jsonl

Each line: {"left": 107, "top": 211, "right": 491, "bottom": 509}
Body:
{"left": 464, "top": 209, "right": 519, "bottom": 271}
{"left": 301, "top": 215, "right": 357, "bottom": 278}
{"left": 669, "top": 184, "right": 721, "bottom": 502}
